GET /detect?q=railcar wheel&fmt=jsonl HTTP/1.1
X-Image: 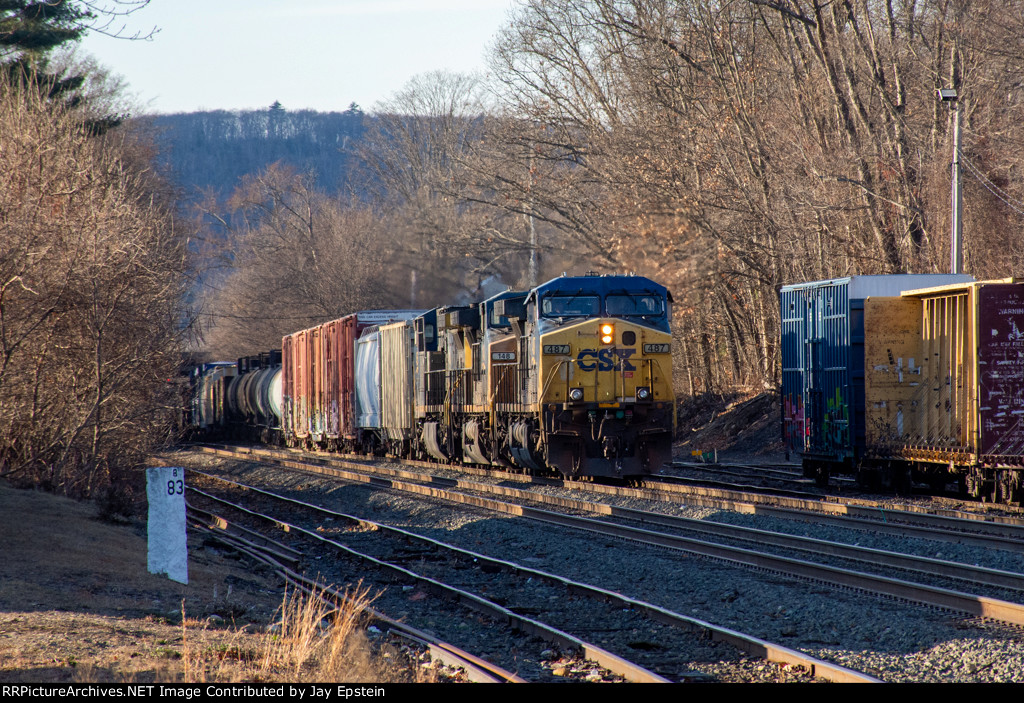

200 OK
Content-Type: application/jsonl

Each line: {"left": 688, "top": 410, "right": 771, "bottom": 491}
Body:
{"left": 965, "top": 467, "right": 988, "bottom": 501}
{"left": 997, "top": 470, "right": 1023, "bottom": 506}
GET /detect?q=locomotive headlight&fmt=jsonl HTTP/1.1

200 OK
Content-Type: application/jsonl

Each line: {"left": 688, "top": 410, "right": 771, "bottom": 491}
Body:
{"left": 569, "top": 387, "right": 584, "bottom": 402}
{"left": 635, "top": 387, "right": 651, "bottom": 401}
{"left": 600, "top": 323, "right": 614, "bottom": 345}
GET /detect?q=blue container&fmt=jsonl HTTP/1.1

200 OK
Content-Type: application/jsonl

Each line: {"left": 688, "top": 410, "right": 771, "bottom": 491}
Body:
{"left": 781, "top": 275, "right": 973, "bottom": 466}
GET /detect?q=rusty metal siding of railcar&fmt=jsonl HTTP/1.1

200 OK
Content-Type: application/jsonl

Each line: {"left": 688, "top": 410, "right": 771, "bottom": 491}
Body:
{"left": 919, "top": 290, "right": 975, "bottom": 453}
{"left": 380, "top": 321, "right": 416, "bottom": 441}
{"left": 978, "top": 283, "right": 1024, "bottom": 458}
{"left": 310, "top": 325, "right": 329, "bottom": 440}
{"left": 293, "top": 329, "right": 311, "bottom": 439}
{"left": 323, "top": 319, "right": 343, "bottom": 440}
{"left": 319, "top": 316, "right": 359, "bottom": 440}
{"left": 282, "top": 335, "right": 295, "bottom": 439}
{"left": 338, "top": 315, "right": 359, "bottom": 440}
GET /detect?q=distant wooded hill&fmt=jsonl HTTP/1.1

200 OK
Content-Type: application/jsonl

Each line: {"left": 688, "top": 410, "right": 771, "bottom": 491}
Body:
{"left": 142, "top": 105, "right": 368, "bottom": 201}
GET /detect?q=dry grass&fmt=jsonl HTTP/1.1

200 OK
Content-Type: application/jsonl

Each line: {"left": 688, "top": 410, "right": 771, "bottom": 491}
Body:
{"left": 257, "top": 583, "right": 379, "bottom": 681}
{"left": 0, "top": 479, "right": 451, "bottom": 684}
{"left": 176, "top": 583, "right": 443, "bottom": 684}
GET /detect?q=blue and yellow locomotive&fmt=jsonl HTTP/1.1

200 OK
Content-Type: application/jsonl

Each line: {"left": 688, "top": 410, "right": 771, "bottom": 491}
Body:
{"left": 406, "top": 273, "right": 674, "bottom": 478}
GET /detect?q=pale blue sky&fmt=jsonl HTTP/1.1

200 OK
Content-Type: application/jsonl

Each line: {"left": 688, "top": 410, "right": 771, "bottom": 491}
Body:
{"left": 77, "top": 0, "right": 517, "bottom": 114}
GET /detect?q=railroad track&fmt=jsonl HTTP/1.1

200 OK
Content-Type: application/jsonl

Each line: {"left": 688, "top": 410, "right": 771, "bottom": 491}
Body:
{"left": 161, "top": 446, "right": 1024, "bottom": 683}
{"left": 194, "top": 444, "right": 1024, "bottom": 626}
{"left": 200, "top": 442, "right": 1024, "bottom": 548}
{"left": 186, "top": 471, "right": 853, "bottom": 682}
{"left": 188, "top": 515, "right": 525, "bottom": 683}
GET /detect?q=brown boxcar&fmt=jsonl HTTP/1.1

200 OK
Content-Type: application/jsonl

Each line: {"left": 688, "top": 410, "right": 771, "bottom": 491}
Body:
{"left": 282, "top": 325, "right": 321, "bottom": 444}
{"left": 864, "top": 278, "right": 1024, "bottom": 501}
{"left": 322, "top": 316, "right": 357, "bottom": 449}
{"left": 283, "top": 311, "right": 422, "bottom": 449}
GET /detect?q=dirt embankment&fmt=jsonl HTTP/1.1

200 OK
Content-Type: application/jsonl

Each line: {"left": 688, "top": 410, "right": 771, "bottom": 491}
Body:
{"left": 674, "top": 392, "right": 788, "bottom": 463}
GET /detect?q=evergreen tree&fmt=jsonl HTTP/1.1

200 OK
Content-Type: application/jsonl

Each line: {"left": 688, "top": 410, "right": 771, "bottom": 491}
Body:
{"left": 1, "top": 1, "right": 147, "bottom": 132}
{"left": 0, "top": 0, "right": 94, "bottom": 57}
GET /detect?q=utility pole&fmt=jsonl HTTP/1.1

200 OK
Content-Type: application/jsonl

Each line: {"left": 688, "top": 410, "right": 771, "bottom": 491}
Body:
{"left": 527, "top": 148, "right": 537, "bottom": 287}
{"left": 938, "top": 88, "right": 962, "bottom": 274}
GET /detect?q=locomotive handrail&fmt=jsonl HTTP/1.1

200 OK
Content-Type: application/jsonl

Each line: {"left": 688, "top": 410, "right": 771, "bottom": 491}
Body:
{"left": 541, "top": 359, "right": 573, "bottom": 404}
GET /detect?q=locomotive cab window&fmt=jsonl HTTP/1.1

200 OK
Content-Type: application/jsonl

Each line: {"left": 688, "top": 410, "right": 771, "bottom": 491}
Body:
{"left": 606, "top": 294, "right": 664, "bottom": 317}
{"left": 489, "top": 307, "right": 510, "bottom": 328}
{"left": 416, "top": 320, "right": 436, "bottom": 352}
{"left": 541, "top": 294, "right": 600, "bottom": 318}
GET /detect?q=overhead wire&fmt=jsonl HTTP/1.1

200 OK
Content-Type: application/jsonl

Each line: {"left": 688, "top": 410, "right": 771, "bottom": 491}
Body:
{"left": 957, "top": 148, "right": 1024, "bottom": 218}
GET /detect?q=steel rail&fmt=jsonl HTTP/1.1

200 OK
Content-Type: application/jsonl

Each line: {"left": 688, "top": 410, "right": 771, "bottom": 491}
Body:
{"left": 189, "top": 470, "right": 879, "bottom": 682}
{"left": 200, "top": 445, "right": 1024, "bottom": 581}
{"left": 601, "top": 504, "right": 1024, "bottom": 593}
{"left": 195, "top": 449, "right": 1024, "bottom": 628}
{"left": 642, "top": 475, "right": 1024, "bottom": 533}
{"left": 187, "top": 484, "right": 670, "bottom": 683}
{"left": 202, "top": 444, "right": 1024, "bottom": 548}
{"left": 188, "top": 511, "right": 526, "bottom": 683}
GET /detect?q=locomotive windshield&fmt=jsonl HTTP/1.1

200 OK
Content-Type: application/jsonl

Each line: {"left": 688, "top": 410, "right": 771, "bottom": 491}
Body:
{"left": 541, "top": 294, "right": 601, "bottom": 318}
{"left": 606, "top": 294, "right": 665, "bottom": 318}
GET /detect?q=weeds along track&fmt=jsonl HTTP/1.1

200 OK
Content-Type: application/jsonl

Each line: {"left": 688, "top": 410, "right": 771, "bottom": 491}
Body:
{"left": 186, "top": 509, "right": 526, "bottom": 683}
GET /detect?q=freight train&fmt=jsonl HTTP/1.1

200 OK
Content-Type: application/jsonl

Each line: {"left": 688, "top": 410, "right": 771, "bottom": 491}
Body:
{"left": 190, "top": 273, "right": 676, "bottom": 479}
{"left": 782, "top": 274, "right": 1024, "bottom": 504}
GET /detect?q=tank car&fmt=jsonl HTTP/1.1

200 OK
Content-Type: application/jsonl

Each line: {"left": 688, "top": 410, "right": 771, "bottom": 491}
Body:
{"left": 225, "top": 350, "right": 283, "bottom": 443}
{"left": 189, "top": 361, "right": 236, "bottom": 433}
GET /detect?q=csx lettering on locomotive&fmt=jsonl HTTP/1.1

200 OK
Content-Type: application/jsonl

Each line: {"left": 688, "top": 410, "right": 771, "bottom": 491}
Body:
{"left": 575, "top": 348, "right": 636, "bottom": 371}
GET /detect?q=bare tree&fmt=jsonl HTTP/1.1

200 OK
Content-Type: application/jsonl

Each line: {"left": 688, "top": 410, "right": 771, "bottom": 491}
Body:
{"left": 0, "top": 70, "right": 191, "bottom": 501}
{"left": 358, "top": 71, "right": 552, "bottom": 300}
{"left": 479, "top": 0, "right": 1024, "bottom": 394}
{"left": 199, "top": 165, "right": 400, "bottom": 357}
